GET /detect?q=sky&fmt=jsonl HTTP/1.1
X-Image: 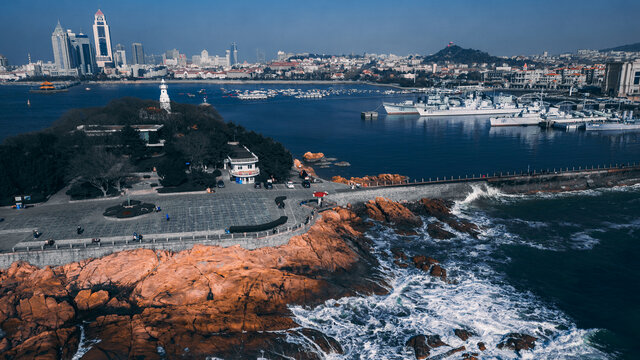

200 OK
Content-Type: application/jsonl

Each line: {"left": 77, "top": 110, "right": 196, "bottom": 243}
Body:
{"left": 1, "top": 0, "right": 639, "bottom": 65}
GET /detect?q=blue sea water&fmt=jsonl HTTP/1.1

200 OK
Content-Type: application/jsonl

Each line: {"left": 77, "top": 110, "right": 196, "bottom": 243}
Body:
{"left": 1, "top": 83, "right": 639, "bottom": 358}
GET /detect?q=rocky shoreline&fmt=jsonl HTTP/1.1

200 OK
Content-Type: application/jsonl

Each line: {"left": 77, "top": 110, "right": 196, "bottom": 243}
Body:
{"left": 0, "top": 196, "right": 543, "bottom": 359}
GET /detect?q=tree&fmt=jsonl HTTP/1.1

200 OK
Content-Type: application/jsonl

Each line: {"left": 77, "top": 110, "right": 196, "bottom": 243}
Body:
{"left": 156, "top": 156, "right": 188, "bottom": 187}
{"left": 174, "top": 132, "right": 211, "bottom": 169}
{"left": 118, "top": 125, "right": 147, "bottom": 161}
{"left": 68, "top": 148, "right": 133, "bottom": 197}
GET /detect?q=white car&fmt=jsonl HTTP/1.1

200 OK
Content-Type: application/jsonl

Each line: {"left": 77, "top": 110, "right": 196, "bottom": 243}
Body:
{"left": 286, "top": 181, "right": 295, "bottom": 189}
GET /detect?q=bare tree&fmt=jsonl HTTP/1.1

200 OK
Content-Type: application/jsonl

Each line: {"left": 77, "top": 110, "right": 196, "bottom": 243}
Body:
{"left": 174, "top": 132, "right": 211, "bottom": 169}
{"left": 68, "top": 148, "right": 133, "bottom": 197}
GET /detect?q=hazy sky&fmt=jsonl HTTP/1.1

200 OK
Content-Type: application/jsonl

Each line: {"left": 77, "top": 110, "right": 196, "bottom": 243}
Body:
{"left": 1, "top": 0, "right": 639, "bottom": 64}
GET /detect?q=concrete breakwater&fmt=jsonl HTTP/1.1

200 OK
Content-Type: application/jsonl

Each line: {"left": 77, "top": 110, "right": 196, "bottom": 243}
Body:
{"left": 330, "top": 163, "right": 640, "bottom": 205}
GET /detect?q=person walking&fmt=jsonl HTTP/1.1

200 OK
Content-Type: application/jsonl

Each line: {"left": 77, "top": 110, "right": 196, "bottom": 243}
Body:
{"left": 166, "top": 213, "right": 170, "bottom": 222}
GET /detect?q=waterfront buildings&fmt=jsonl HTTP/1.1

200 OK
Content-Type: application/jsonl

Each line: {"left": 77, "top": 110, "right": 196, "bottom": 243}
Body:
{"left": 159, "top": 79, "right": 171, "bottom": 113}
{"left": 132, "top": 43, "right": 145, "bottom": 65}
{"left": 603, "top": 60, "right": 640, "bottom": 100}
{"left": 0, "top": 55, "right": 8, "bottom": 68}
{"left": 225, "top": 142, "right": 260, "bottom": 184}
{"left": 92, "top": 9, "right": 114, "bottom": 68}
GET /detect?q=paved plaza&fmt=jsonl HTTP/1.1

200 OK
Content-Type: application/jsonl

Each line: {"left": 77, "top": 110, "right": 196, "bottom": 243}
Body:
{"left": 0, "top": 179, "right": 348, "bottom": 252}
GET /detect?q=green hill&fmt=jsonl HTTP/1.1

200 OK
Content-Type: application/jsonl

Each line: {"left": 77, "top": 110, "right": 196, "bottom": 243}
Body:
{"left": 423, "top": 45, "right": 526, "bottom": 66}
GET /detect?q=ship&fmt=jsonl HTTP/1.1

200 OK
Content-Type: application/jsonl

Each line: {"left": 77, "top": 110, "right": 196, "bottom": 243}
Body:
{"left": 382, "top": 100, "right": 419, "bottom": 115}
{"left": 416, "top": 93, "right": 520, "bottom": 117}
{"left": 585, "top": 121, "right": 640, "bottom": 131}
{"left": 490, "top": 104, "right": 545, "bottom": 126}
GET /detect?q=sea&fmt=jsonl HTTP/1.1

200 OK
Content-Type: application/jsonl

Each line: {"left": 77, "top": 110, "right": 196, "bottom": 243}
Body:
{"left": 1, "top": 83, "right": 639, "bottom": 359}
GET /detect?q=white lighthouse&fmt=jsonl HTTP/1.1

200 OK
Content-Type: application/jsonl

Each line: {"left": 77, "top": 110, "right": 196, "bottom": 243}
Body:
{"left": 159, "top": 79, "right": 171, "bottom": 113}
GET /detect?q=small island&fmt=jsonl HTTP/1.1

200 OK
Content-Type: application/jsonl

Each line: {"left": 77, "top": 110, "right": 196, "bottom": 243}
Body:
{"left": 0, "top": 94, "right": 293, "bottom": 206}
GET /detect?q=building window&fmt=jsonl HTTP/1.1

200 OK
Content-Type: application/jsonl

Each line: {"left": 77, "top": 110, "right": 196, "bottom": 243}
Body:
{"left": 634, "top": 71, "right": 640, "bottom": 85}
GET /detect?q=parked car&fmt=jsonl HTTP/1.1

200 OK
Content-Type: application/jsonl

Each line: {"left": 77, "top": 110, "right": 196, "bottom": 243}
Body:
{"left": 286, "top": 181, "right": 295, "bottom": 189}
{"left": 264, "top": 181, "right": 273, "bottom": 189}
{"left": 217, "top": 180, "right": 225, "bottom": 188}
{"left": 302, "top": 180, "right": 311, "bottom": 188}
{"left": 254, "top": 182, "right": 262, "bottom": 189}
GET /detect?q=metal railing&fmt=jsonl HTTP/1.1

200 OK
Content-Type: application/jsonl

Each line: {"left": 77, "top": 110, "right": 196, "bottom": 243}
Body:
{"left": 346, "top": 161, "right": 640, "bottom": 189}
{"left": 5, "top": 211, "right": 319, "bottom": 255}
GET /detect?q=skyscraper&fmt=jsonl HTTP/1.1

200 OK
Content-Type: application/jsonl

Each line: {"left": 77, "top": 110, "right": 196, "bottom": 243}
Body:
{"left": 114, "top": 44, "right": 126, "bottom": 66}
{"left": 51, "top": 21, "right": 74, "bottom": 71}
{"left": 230, "top": 42, "right": 238, "bottom": 66}
{"left": 68, "top": 31, "right": 97, "bottom": 75}
{"left": 132, "top": 43, "right": 145, "bottom": 65}
{"left": 92, "top": 9, "right": 113, "bottom": 68}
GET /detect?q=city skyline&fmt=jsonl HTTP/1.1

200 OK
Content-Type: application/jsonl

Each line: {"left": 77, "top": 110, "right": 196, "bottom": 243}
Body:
{"left": 1, "top": 0, "right": 640, "bottom": 64}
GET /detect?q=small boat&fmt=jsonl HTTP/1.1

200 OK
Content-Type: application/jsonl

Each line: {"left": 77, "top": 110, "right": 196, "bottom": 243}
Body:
{"left": 27, "top": 99, "right": 31, "bottom": 107}
{"left": 85, "top": 87, "right": 91, "bottom": 91}
{"left": 187, "top": 93, "right": 195, "bottom": 98}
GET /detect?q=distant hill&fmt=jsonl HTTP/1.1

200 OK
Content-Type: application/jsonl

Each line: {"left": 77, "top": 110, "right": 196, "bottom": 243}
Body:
{"left": 423, "top": 45, "right": 526, "bottom": 66}
{"left": 601, "top": 42, "right": 640, "bottom": 52}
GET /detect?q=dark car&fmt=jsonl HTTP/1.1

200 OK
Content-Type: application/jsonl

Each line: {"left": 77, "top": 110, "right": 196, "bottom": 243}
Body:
{"left": 264, "top": 181, "right": 273, "bottom": 189}
{"left": 302, "top": 179, "right": 311, "bottom": 188}
{"left": 217, "top": 180, "right": 225, "bottom": 188}
{"left": 254, "top": 182, "right": 262, "bottom": 189}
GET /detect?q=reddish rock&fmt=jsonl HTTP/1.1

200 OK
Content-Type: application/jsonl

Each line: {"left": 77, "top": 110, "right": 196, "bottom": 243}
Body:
{"left": 0, "top": 208, "right": 386, "bottom": 359}
{"left": 477, "top": 342, "right": 486, "bottom": 351}
{"left": 365, "top": 197, "right": 423, "bottom": 230}
{"left": 497, "top": 333, "right": 537, "bottom": 352}
{"left": 332, "top": 174, "right": 408, "bottom": 187}
{"left": 411, "top": 255, "right": 439, "bottom": 271}
{"left": 427, "top": 222, "right": 456, "bottom": 239}
{"left": 443, "top": 345, "right": 466, "bottom": 357}
{"left": 16, "top": 294, "right": 74, "bottom": 328}
{"left": 74, "top": 289, "right": 109, "bottom": 311}
{"left": 425, "top": 334, "right": 448, "bottom": 348}
{"left": 303, "top": 152, "right": 324, "bottom": 162}
{"left": 429, "top": 265, "right": 447, "bottom": 281}
{"left": 417, "top": 198, "right": 452, "bottom": 218}
{"left": 462, "top": 352, "right": 479, "bottom": 360}
{"left": 405, "top": 335, "right": 431, "bottom": 359}
{"left": 454, "top": 328, "right": 474, "bottom": 341}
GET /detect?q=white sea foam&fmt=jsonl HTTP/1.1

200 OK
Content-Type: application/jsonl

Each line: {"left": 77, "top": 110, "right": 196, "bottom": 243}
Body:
{"left": 71, "top": 323, "right": 101, "bottom": 360}
{"left": 287, "top": 206, "right": 610, "bottom": 359}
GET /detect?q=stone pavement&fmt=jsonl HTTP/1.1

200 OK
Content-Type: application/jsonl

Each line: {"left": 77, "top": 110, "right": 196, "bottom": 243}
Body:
{"left": 0, "top": 177, "right": 349, "bottom": 252}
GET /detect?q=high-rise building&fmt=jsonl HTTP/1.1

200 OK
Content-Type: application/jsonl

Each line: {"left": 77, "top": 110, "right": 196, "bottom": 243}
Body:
{"left": 51, "top": 21, "right": 74, "bottom": 71}
{"left": 0, "top": 54, "right": 8, "bottom": 68}
{"left": 132, "top": 43, "right": 145, "bottom": 65}
{"left": 230, "top": 42, "right": 238, "bottom": 65}
{"left": 225, "top": 50, "right": 231, "bottom": 67}
{"left": 92, "top": 9, "right": 114, "bottom": 68}
{"left": 68, "top": 31, "right": 97, "bottom": 75}
{"left": 114, "top": 44, "right": 126, "bottom": 66}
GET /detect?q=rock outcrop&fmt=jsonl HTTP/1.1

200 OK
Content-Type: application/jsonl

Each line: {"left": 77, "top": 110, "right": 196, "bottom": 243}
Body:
{"left": 294, "top": 158, "right": 318, "bottom": 178}
{"left": 365, "top": 197, "right": 423, "bottom": 231}
{"left": 497, "top": 332, "right": 537, "bottom": 352}
{"left": 332, "top": 173, "right": 407, "bottom": 186}
{"left": 0, "top": 208, "right": 386, "bottom": 359}
{"left": 411, "top": 198, "right": 481, "bottom": 238}
{"left": 303, "top": 152, "right": 324, "bottom": 162}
